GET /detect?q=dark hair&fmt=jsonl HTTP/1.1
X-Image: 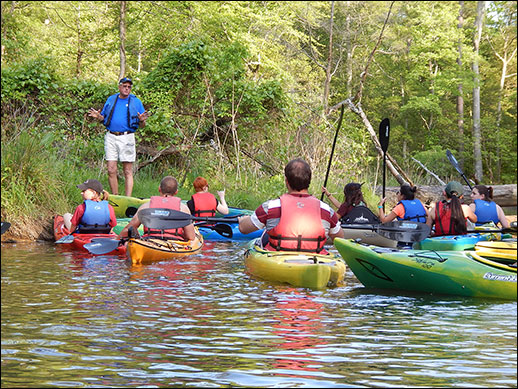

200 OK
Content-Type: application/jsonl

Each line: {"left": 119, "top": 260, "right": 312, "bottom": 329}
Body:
{"left": 160, "top": 176, "right": 178, "bottom": 195}
{"left": 399, "top": 184, "right": 417, "bottom": 200}
{"left": 445, "top": 194, "right": 467, "bottom": 234}
{"left": 343, "top": 182, "right": 366, "bottom": 209}
{"left": 474, "top": 184, "right": 493, "bottom": 201}
{"left": 285, "top": 158, "right": 311, "bottom": 191}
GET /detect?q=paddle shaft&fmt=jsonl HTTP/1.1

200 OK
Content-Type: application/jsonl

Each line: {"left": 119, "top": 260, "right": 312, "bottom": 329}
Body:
{"left": 446, "top": 150, "right": 473, "bottom": 190}
{"left": 379, "top": 118, "right": 390, "bottom": 210}
{"left": 321, "top": 105, "right": 345, "bottom": 201}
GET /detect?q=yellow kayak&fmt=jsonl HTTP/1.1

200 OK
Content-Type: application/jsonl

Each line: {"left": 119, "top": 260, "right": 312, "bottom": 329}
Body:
{"left": 127, "top": 229, "right": 203, "bottom": 265}
{"left": 475, "top": 241, "right": 517, "bottom": 262}
{"left": 244, "top": 240, "right": 346, "bottom": 289}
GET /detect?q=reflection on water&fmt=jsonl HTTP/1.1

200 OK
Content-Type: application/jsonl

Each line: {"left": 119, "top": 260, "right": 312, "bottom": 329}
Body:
{"left": 1, "top": 241, "right": 517, "bottom": 387}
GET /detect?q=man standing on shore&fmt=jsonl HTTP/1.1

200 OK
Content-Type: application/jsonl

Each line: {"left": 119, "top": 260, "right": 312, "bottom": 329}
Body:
{"left": 88, "top": 77, "right": 149, "bottom": 197}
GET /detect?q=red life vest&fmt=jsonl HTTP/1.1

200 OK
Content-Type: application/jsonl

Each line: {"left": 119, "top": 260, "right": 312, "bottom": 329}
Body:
{"left": 143, "top": 196, "right": 186, "bottom": 240}
{"left": 434, "top": 200, "right": 466, "bottom": 236}
{"left": 267, "top": 194, "right": 327, "bottom": 253}
{"left": 191, "top": 192, "right": 218, "bottom": 217}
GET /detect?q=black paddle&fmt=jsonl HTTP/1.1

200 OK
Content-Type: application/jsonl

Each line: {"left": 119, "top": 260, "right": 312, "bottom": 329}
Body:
{"left": 194, "top": 222, "right": 234, "bottom": 239}
{"left": 446, "top": 149, "right": 473, "bottom": 190}
{"left": 321, "top": 104, "right": 345, "bottom": 201}
{"left": 341, "top": 220, "right": 431, "bottom": 243}
{"left": 139, "top": 208, "right": 239, "bottom": 230}
{"left": 379, "top": 118, "right": 390, "bottom": 210}
{"left": 1, "top": 221, "right": 11, "bottom": 235}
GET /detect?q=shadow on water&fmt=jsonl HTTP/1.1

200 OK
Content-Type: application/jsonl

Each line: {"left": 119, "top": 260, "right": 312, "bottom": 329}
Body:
{"left": 1, "top": 241, "right": 516, "bottom": 387}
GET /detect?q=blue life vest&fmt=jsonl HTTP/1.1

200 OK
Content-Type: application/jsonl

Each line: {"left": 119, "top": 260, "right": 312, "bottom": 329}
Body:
{"left": 78, "top": 200, "right": 111, "bottom": 233}
{"left": 102, "top": 93, "right": 142, "bottom": 130}
{"left": 398, "top": 199, "right": 427, "bottom": 223}
{"left": 473, "top": 199, "right": 499, "bottom": 226}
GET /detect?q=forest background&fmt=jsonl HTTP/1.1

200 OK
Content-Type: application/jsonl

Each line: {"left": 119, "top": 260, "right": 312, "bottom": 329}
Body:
{"left": 1, "top": 1, "right": 517, "bottom": 240}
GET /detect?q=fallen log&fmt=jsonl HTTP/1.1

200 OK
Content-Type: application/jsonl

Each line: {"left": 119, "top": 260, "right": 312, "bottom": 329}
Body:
{"left": 376, "top": 184, "right": 517, "bottom": 208}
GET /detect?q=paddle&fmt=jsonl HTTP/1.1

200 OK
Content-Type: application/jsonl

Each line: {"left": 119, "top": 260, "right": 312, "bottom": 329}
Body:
{"left": 139, "top": 208, "right": 239, "bottom": 230}
{"left": 194, "top": 222, "right": 234, "bottom": 239}
{"left": 446, "top": 149, "right": 473, "bottom": 190}
{"left": 321, "top": 104, "right": 345, "bottom": 201}
{"left": 379, "top": 118, "right": 390, "bottom": 210}
{"left": 1, "top": 222, "right": 11, "bottom": 235}
{"left": 84, "top": 237, "right": 126, "bottom": 255}
{"left": 341, "top": 220, "right": 431, "bottom": 243}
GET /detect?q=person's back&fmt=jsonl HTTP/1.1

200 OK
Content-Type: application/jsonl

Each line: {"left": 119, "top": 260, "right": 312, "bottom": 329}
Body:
{"left": 187, "top": 176, "right": 228, "bottom": 217}
{"left": 378, "top": 185, "right": 428, "bottom": 224}
{"left": 239, "top": 158, "right": 343, "bottom": 253}
{"left": 427, "top": 181, "right": 476, "bottom": 236}
{"left": 469, "top": 185, "right": 510, "bottom": 228}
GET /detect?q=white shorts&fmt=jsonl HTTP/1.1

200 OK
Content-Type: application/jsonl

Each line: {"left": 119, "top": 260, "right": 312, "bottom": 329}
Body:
{"left": 104, "top": 132, "right": 136, "bottom": 162}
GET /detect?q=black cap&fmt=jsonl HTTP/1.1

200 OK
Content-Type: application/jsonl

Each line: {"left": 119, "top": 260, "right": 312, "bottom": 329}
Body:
{"left": 77, "top": 179, "right": 103, "bottom": 195}
{"left": 119, "top": 77, "right": 133, "bottom": 85}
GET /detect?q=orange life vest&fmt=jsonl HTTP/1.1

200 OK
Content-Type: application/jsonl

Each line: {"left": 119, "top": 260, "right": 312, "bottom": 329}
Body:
{"left": 191, "top": 192, "right": 218, "bottom": 217}
{"left": 144, "top": 196, "right": 186, "bottom": 240}
{"left": 267, "top": 194, "right": 327, "bottom": 253}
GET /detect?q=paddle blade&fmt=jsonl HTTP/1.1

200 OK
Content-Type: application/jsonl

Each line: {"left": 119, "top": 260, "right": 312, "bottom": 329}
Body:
{"left": 446, "top": 149, "right": 462, "bottom": 174}
{"left": 376, "top": 221, "right": 431, "bottom": 243}
{"left": 212, "top": 223, "right": 234, "bottom": 239}
{"left": 56, "top": 234, "right": 75, "bottom": 244}
{"left": 139, "top": 208, "right": 192, "bottom": 230}
{"left": 379, "top": 118, "right": 390, "bottom": 153}
{"left": 84, "top": 238, "right": 121, "bottom": 255}
{"left": 1, "top": 222, "right": 11, "bottom": 235}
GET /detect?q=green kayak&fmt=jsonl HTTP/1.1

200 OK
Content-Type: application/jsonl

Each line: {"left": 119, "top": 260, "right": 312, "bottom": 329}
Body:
{"left": 334, "top": 238, "right": 516, "bottom": 300}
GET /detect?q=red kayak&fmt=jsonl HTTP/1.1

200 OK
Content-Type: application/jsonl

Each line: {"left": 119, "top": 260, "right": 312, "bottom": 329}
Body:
{"left": 53, "top": 215, "right": 126, "bottom": 255}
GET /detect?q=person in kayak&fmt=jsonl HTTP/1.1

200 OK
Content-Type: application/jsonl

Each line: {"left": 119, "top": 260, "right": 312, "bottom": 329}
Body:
{"left": 64, "top": 179, "right": 117, "bottom": 234}
{"left": 239, "top": 158, "right": 344, "bottom": 253}
{"left": 426, "top": 181, "right": 477, "bottom": 236}
{"left": 469, "top": 185, "right": 510, "bottom": 228}
{"left": 118, "top": 176, "right": 195, "bottom": 241}
{"left": 377, "top": 184, "right": 428, "bottom": 223}
{"left": 187, "top": 176, "right": 229, "bottom": 217}
{"left": 321, "top": 182, "right": 379, "bottom": 224}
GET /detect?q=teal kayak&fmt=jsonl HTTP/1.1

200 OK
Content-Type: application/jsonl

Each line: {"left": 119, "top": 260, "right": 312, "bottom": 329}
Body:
{"left": 334, "top": 238, "right": 517, "bottom": 300}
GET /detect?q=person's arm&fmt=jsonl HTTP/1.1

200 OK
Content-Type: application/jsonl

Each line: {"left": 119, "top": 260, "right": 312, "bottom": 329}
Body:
{"left": 108, "top": 205, "right": 117, "bottom": 230}
{"left": 378, "top": 197, "right": 400, "bottom": 223}
{"left": 88, "top": 108, "right": 104, "bottom": 122}
{"left": 426, "top": 204, "right": 435, "bottom": 228}
{"left": 216, "top": 190, "right": 229, "bottom": 215}
{"left": 118, "top": 203, "right": 148, "bottom": 238}
{"left": 462, "top": 204, "right": 477, "bottom": 223}
{"left": 238, "top": 215, "right": 259, "bottom": 234}
{"left": 496, "top": 204, "right": 510, "bottom": 228}
{"left": 180, "top": 203, "right": 196, "bottom": 241}
{"left": 328, "top": 224, "right": 344, "bottom": 241}
{"left": 322, "top": 186, "right": 342, "bottom": 210}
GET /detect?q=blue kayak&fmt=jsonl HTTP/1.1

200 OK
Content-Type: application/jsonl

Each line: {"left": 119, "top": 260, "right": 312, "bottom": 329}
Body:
{"left": 197, "top": 221, "right": 263, "bottom": 241}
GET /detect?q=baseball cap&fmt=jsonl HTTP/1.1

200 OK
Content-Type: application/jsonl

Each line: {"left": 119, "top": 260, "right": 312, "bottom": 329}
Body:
{"left": 77, "top": 179, "right": 103, "bottom": 194}
{"left": 445, "top": 181, "right": 464, "bottom": 197}
{"left": 119, "top": 77, "right": 133, "bottom": 85}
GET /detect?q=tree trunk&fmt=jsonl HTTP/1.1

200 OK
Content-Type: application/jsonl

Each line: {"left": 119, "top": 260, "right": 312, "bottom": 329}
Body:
{"left": 119, "top": 1, "right": 127, "bottom": 80}
{"left": 378, "top": 184, "right": 517, "bottom": 208}
{"left": 457, "top": 1, "right": 465, "bottom": 170}
{"left": 472, "top": 1, "right": 485, "bottom": 182}
{"left": 322, "top": 1, "right": 335, "bottom": 115}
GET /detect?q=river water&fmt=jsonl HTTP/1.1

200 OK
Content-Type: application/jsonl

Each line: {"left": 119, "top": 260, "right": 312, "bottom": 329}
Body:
{"left": 1, "top": 240, "right": 516, "bottom": 388}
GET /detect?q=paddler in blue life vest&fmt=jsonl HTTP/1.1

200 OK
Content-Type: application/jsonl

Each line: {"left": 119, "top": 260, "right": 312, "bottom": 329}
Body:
{"left": 238, "top": 158, "right": 344, "bottom": 253}
{"left": 469, "top": 185, "right": 510, "bottom": 228}
{"left": 63, "top": 179, "right": 117, "bottom": 234}
{"left": 187, "top": 176, "right": 229, "bottom": 218}
{"left": 378, "top": 184, "right": 428, "bottom": 223}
